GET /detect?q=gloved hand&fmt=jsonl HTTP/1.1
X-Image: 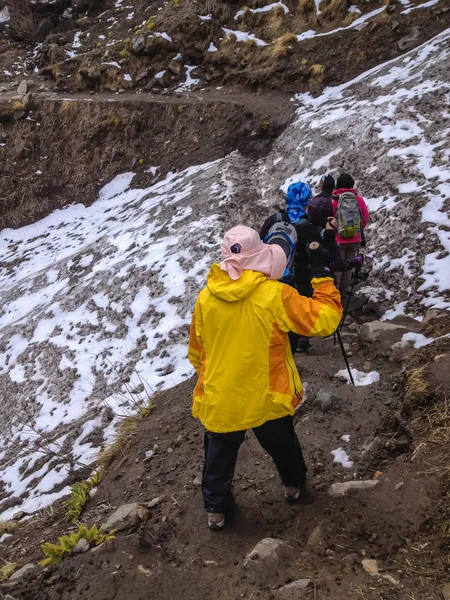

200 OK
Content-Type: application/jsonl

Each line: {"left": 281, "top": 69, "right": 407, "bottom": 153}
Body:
{"left": 353, "top": 254, "right": 365, "bottom": 270}
{"left": 307, "top": 242, "right": 331, "bottom": 279}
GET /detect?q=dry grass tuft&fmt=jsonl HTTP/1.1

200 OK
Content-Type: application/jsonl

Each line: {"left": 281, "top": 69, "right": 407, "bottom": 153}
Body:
{"left": 405, "top": 366, "right": 430, "bottom": 408}
{"left": 309, "top": 63, "right": 325, "bottom": 81}
{"left": 267, "top": 32, "right": 298, "bottom": 61}
{"left": 98, "top": 416, "right": 139, "bottom": 471}
{"left": 0, "top": 520, "right": 17, "bottom": 536}
{"left": 298, "top": 0, "right": 317, "bottom": 16}
{"left": 59, "top": 100, "right": 80, "bottom": 121}
{"left": 320, "top": 0, "right": 349, "bottom": 19}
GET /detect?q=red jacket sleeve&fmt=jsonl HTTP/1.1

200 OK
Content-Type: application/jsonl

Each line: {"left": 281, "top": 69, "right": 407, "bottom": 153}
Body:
{"left": 358, "top": 196, "right": 370, "bottom": 228}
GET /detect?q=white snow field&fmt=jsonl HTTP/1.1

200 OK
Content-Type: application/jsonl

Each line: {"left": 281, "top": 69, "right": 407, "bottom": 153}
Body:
{"left": 1, "top": 27, "right": 450, "bottom": 519}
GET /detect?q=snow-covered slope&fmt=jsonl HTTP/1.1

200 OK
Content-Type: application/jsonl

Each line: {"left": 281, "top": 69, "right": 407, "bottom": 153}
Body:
{"left": 259, "top": 27, "right": 450, "bottom": 312}
{"left": 1, "top": 28, "right": 450, "bottom": 520}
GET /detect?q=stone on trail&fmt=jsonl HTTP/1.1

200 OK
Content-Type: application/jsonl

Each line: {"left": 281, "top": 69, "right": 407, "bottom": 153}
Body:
{"left": 276, "top": 579, "right": 312, "bottom": 598}
{"left": 313, "top": 389, "right": 342, "bottom": 413}
{"left": 358, "top": 320, "right": 407, "bottom": 344}
{"left": 8, "top": 563, "right": 36, "bottom": 582}
{"left": 306, "top": 524, "right": 324, "bottom": 548}
{"left": 442, "top": 583, "right": 450, "bottom": 600}
{"left": 72, "top": 538, "right": 90, "bottom": 554}
{"left": 105, "top": 503, "right": 139, "bottom": 532}
{"left": 244, "top": 538, "right": 293, "bottom": 585}
{"left": 328, "top": 480, "right": 379, "bottom": 497}
{"left": 362, "top": 559, "right": 379, "bottom": 576}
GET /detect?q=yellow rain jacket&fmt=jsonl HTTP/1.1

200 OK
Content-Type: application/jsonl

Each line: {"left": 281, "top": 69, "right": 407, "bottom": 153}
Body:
{"left": 188, "top": 264, "right": 342, "bottom": 433}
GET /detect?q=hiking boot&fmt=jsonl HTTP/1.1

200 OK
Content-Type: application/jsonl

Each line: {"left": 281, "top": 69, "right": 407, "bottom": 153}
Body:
{"left": 207, "top": 512, "right": 225, "bottom": 530}
{"left": 284, "top": 486, "right": 302, "bottom": 503}
{"left": 284, "top": 481, "right": 314, "bottom": 504}
{"left": 296, "top": 341, "right": 312, "bottom": 353}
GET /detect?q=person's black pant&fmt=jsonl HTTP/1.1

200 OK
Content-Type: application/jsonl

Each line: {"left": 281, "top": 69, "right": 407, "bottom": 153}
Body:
{"left": 202, "top": 416, "right": 308, "bottom": 513}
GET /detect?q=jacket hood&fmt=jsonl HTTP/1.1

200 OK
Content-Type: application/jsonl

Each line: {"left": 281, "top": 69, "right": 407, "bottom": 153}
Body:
{"left": 207, "top": 263, "right": 267, "bottom": 302}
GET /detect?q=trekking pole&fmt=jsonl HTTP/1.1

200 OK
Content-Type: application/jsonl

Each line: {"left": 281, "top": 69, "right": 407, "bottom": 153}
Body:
{"left": 338, "top": 262, "right": 362, "bottom": 333}
{"left": 336, "top": 328, "right": 355, "bottom": 386}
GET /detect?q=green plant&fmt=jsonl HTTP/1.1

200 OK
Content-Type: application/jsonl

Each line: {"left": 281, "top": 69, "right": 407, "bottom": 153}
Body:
{"left": 0, "top": 562, "right": 19, "bottom": 583}
{"left": 145, "top": 16, "right": 156, "bottom": 31}
{"left": 64, "top": 471, "right": 102, "bottom": 523}
{"left": 40, "top": 524, "right": 115, "bottom": 567}
{"left": 262, "top": 119, "right": 270, "bottom": 131}
{"left": 173, "top": 0, "right": 180, "bottom": 6}
{"left": 177, "top": 105, "right": 185, "bottom": 113}
{"left": 245, "top": 38, "right": 257, "bottom": 48}
{"left": 113, "top": 116, "right": 121, "bottom": 127}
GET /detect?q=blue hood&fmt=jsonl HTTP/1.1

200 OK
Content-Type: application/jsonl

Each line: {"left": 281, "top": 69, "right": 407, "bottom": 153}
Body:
{"left": 286, "top": 182, "right": 312, "bottom": 224}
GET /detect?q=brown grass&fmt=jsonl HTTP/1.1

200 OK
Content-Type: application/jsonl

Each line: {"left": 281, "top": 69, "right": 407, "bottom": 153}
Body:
{"left": 309, "top": 63, "right": 325, "bottom": 81}
{"left": 0, "top": 520, "right": 16, "bottom": 536}
{"left": 319, "top": 0, "right": 349, "bottom": 20}
{"left": 405, "top": 366, "right": 430, "bottom": 408}
{"left": 98, "top": 416, "right": 139, "bottom": 471}
{"left": 267, "top": 32, "right": 298, "bottom": 61}
{"left": 298, "top": 0, "right": 317, "bottom": 16}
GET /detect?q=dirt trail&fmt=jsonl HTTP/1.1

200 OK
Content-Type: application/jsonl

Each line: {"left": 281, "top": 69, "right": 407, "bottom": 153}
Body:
{"left": 3, "top": 310, "right": 448, "bottom": 600}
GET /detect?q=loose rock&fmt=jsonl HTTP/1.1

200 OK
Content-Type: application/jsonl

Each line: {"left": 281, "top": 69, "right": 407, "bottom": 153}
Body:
{"left": 306, "top": 524, "right": 324, "bottom": 548}
{"left": 72, "top": 538, "right": 90, "bottom": 554}
{"left": 105, "top": 503, "right": 139, "bottom": 532}
{"left": 8, "top": 563, "right": 36, "bottom": 582}
{"left": 398, "top": 27, "right": 421, "bottom": 51}
{"left": 17, "top": 81, "right": 28, "bottom": 96}
{"left": 276, "top": 579, "right": 312, "bottom": 598}
{"left": 244, "top": 538, "right": 293, "bottom": 585}
{"left": 362, "top": 558, "right": 379, "bottom": 576}
{"left": 0, "top": 497, "right": 21, "bottom": 512}
{"left": 442, "top": 584, "right": 450, "bottom": 600}
{"left": 395, "top": 482, "right": 405, "bottom": 490}
{"left": 328, "top": 480, "right": 379, "bottom": 497}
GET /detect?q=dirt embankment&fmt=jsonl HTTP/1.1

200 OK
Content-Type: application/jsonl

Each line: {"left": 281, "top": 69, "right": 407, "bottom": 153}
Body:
{"left": 0, "top": 92, "right": 290, "bottom": 230}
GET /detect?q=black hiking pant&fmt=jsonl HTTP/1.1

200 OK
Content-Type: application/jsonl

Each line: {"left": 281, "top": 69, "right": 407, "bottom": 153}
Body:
{"left": 202, "top": 416, "right": 308, "bottom": 513}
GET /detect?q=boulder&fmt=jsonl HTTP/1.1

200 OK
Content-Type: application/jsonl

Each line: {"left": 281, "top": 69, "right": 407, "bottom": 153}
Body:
{"left": 398, "top": 27, "right": 421, "bottom": 51}
{"left": 276, "top": 579, "right": 312, "bottom": 598}
{"left": 442, "top": 583, "right": 450, "bottom": 600}
{"left": 328, "top": 480, "right": 379, "bottom": 497}
{"left": 8, "top": 563, "right": 36, "bottom": 582}
{"left": 358, "top": 320, "right": 407, "bottom": 344}
{"left": 104, "top": 503, "right": 139, "bottom": 532}
{"left": 244, "top": 538, "right": 293, "bottom": 585}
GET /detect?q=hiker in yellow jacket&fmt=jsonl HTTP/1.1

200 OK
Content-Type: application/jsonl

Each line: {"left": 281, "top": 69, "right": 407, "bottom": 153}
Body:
{"left": 188, "top": 225, "right": 342, "bottom": 530}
